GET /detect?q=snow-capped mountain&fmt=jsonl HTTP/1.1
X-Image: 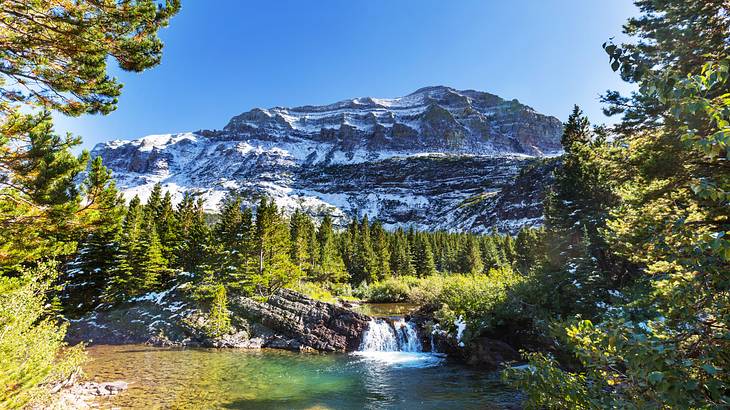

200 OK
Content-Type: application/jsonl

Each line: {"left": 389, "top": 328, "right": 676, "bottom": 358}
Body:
{"left": 92, "top": 86, "right": 562, "bottom": 233}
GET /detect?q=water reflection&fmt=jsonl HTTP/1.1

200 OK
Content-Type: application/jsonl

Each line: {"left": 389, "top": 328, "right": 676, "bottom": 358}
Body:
{"left": 84, "top": 345, "right": 519, "bottom": 409}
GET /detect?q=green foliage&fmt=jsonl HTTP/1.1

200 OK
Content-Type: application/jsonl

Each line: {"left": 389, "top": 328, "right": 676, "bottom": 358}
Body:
{"left": 360, "top": 276, "right": 417, "bottom": 303}
{"left": 206, "top": 284, "right": 232, "bottom": 338}
{"left": 176, "top": 194, "right": 211, "bottom": 275}
{"left": 287, "top": 281, "right": 355, "bottom": 304}
{"left": 314, "top": 214, "right": 347, "bottom": 283}
{"left": 434, "top": 268, "right": 525, "bottom": 339}
{"left": 0, "top": 1, "right": 179, "bottom": 406}
{"left": 63, "top": 156, "right": 125, "bottom": 314}
{"left": 509, "top": 2, "right": 730, "bottom": 408}
{"left": 0, "top": 112, "right": 88, "bottom": 271}
{"left": 0, "top": 0, "right": 180, "bottom": 116}
{"left": 253, "top": 198, "right": 301, "bottom": 296}
{"left": 0, "top": 263, "right": 85, "bottom": 408}
{"left": 505, "top": 352, "right": 593, "bottom": 410}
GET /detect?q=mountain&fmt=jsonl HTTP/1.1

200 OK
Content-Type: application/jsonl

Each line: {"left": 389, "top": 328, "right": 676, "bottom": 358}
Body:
{"left": 92, "top": 86, "right": 562, "bottom": 233}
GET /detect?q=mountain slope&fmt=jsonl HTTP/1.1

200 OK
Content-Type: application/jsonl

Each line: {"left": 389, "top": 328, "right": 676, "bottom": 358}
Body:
{"left": 92, "top": 86, "right": 562, "bottom": 233}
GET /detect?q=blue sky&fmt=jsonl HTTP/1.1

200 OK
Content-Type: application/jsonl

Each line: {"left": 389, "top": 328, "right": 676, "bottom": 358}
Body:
{"left": 54, "top": 0, "right": 638, "bottom": 150}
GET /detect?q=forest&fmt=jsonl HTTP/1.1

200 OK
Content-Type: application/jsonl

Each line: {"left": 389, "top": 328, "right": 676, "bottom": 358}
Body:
{"left": 1, "top": 0, "right": 729, "bottom": 408}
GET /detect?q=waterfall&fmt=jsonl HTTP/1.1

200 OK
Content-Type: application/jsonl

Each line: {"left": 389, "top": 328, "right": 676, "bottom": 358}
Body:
{"left": 356, "top": 318, "right": 444, "bottom": 368}
{"left": 359, "top": 319, "right": 423, "bottom": 352}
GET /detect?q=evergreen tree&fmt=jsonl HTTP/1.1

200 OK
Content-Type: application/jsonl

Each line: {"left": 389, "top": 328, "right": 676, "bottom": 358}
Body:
{"left": 206, "top": 284, "right": 232, "bottom": 338}
{"left": 370, "top": 221, "right": 392, "bottom": 280}
{"left": 389, "top": 228, "right": 415, "bottom": 277}
{"left": 513, "top": 227, "right": 545, "bottom": 275}
{"left": 156, "top": 191, "right": 178, "bottom": 270}
{"left": 413, "top": 234, "right": 437, "bottom": 277}
{"left": 237, "top": 207, "right": 257, "bottom": 289}
{"left": 65, "top": 157, "right": 125, "bottom": 313}
{"left": 253, "top": 198, "right": 299, "bottom": 295}
{"left": 136, "top": 226, "right": 167, "bottom": 293}
{"left": 480, "top": 235, "right": 502, "bottom": 270}
{"left": 316, "top": 214, "right": 347, "bottom": 283}
{"left": 145, "top": 183, "right": 163, "bottom": 221}
{"left": 176, "top": 195, "right": 210, "bottom": 276}
{"left": 290, "top": 210, "right": 315, "bottom": 275}
{"left": 212, "top": 194, "right": 244, "bottom": 284}
{"left": 460, "top": 236, "right": 484, "bottom": 275}
{"left": 106, "top": 196, "right": 144, "bottom": 301}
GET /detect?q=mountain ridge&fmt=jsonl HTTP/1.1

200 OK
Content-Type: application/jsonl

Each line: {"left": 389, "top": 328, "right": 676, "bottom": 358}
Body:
{"left": 92, "top": 86, "right": 562, "bottom": 233}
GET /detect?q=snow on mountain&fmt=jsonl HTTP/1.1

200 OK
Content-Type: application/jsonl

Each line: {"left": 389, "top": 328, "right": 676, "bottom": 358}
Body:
{"left": 92, "top": 86, "right": 562, "bottom": 233}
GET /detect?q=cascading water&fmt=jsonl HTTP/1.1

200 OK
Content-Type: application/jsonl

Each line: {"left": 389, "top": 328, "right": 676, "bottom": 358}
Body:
{"left": 355, "top": 318, "right": 443, "bottom": 368}
{"left": 359, "top": 319, "right": 422, "bottom": 352}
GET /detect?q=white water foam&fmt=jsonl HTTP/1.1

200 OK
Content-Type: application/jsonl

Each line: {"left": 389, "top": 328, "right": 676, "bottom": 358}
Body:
{"left": 354, "top": 319, "right": 444, "bottom": 368}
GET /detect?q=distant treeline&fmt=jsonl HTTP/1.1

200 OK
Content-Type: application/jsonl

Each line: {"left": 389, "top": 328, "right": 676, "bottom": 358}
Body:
{"left": 65, "top": 183, "right": 542, "bottom": 313}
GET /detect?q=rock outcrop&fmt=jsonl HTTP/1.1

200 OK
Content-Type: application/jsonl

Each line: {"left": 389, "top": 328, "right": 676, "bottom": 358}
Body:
{"left": 65, "top": 286, "right": 370, "bottom": 353}
{"left": 230, "top": 289, "right": 370, "bottom": 352}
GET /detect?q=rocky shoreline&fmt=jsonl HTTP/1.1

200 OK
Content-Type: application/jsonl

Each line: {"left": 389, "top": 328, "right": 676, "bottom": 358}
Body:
{"left": 66, "top": 286, "right": 521, "bottom": 368}
{"left": 66, "top": 286, "right": 371, "bottom": 353}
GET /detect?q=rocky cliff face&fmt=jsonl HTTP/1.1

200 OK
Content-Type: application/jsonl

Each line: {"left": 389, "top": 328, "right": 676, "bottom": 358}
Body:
{"left": 92, "top": 86, "right": 562, "bottom": 233}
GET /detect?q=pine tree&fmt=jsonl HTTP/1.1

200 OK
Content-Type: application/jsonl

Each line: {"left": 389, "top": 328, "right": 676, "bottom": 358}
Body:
{"left": 206, "top": 284, "right": 232, "bottom": 338}
{"left": 389, "top": 228, "right": 415, "bottom": 277}
{"left": 65, "top": 157, "right": 125, "bottom": 313}
{"left": 253, "top": 198, "right": 299, "bottom": 295}
{"left": 316, "top": 214, "right": 347, "bottom": 283}
{"left": 347, "top": 215, "right": 376, "bottom": 284}
{"left": 413, "top": 234, "right": 437, "bottom": 277}
{"left": 513, "top": 227, "right": 545, "bottom": 275}
{"left": 145, "top": 183, "right": 163, "bottom": 221}
{"left": 290, "top": 210, "right": 315, "bottom": 275}
{"left": 480, "top": 235, "right": 502, "bottom": 270}
{"left": 212, "top": 194, "right": 244, "bottom": 284}
{"left": 237, "top": 207, "right": 257, "bottom": 289}
{"left": 460, "top": 236, "right": 484, "bottom": 275}
{"left": 370, "top": 221, "right": 392, "bottom": 280}
{"left": 157, "top": 191, "right": 178, "bottom": 268}
{"left": 136, "top": 226, "right": 167, "bottom": 293}
{"left": 176, "top": 195, "right": 210, "bottom": 276}
{"left": 106, "top": 196, "right": 144, "bottom": 301}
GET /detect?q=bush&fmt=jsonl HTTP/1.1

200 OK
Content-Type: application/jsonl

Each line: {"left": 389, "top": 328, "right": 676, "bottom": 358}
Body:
{"left": 0, "top": 263, "right": 85, "bottom": 408}
{"left": 365, "top": 277, "right": 415, "bottom": 302}
{"left": 434, "top": 267, "right": 526, "bottom": 339}
{"left": 287, "top": 281, "right": 356, "bottom": 303}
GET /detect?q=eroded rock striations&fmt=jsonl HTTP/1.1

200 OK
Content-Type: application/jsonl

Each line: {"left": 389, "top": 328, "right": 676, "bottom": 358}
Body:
{"left": 66, "top": 286, "right": 369, "bottom": 352}
{"left": 230, "top": 289, "right": 370, "bottom": 352}
{"left": 92, "top": 86, "right": 562, "bottom": 233}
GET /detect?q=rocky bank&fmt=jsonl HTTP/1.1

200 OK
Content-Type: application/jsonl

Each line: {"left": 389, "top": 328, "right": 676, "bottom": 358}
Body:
{"left": 66, "top": 285, "right": 370, "bottom": 353}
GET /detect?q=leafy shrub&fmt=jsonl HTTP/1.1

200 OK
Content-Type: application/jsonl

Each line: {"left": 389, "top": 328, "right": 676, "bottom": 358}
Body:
{"left": 0, "top": 263, "right": 85, "bottom": 408}
{"left": 434, "top": 267, "right": 525, "bottom": 339}
{"left": 288, "top": 281, "right": 356, "bottom": 303}
{"left": 365, "top": 277, "right": 415, "bottom": 302}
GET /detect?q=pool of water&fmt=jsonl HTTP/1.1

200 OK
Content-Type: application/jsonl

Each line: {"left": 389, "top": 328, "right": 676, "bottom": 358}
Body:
{"left": 84, "top": 345, "right": 520, "bottom": 409}
{"left": 351, "top": 302, "right": 419, "bottom": 317}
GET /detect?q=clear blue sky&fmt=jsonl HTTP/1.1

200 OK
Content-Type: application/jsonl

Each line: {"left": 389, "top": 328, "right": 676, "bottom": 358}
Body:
{"left": 55, "top": 0, "right": 638, "bottom": 150}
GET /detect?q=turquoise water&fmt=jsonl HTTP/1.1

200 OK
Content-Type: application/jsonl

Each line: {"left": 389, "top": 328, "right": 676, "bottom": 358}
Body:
{"left": 84, "top": 345, "right": 520, "bottom": 409}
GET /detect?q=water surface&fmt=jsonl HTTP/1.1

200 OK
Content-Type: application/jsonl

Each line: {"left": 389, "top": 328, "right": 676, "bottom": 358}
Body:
{"left": 351, "top": 302, "right": 419, "bottom": 317}
{"left": 84, "top": 345, "right": 519, "bottom": 409}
